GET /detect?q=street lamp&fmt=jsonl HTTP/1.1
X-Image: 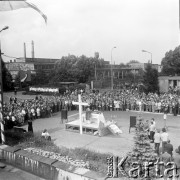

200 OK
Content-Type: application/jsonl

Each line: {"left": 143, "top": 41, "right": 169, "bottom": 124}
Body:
{"left": 0, "top": 26, "right": 9, "bottom": 144}
{"left": 142, "top": 49, "right": 152, "bottom": 64}
{"left": 111, "top": 46, "right": 116, "bottom": 90}
{"left": 94, "top": 52, "right": 99, "bottom": 81}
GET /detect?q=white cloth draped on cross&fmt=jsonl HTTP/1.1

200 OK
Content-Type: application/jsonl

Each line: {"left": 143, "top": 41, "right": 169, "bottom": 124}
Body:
{"left": 72, "top": 94, "right": 88, "bottom": 135}
{"left": 0, "top": 0, "right": 47, "bottom": 23}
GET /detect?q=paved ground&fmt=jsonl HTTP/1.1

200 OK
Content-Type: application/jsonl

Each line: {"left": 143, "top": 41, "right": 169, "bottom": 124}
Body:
{"left": 4, "top": 92, "right": 180, "bottom": 157}
{"left": 21, "top": 110, "right": 180, "bottom": 157}
{"left": 3, "top": 92, "right": 180, "bottom": 179}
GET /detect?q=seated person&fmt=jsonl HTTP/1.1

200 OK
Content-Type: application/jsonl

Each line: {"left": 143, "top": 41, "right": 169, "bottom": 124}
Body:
{"left": 41, "top": 129, "right": 51, "bottom": 141}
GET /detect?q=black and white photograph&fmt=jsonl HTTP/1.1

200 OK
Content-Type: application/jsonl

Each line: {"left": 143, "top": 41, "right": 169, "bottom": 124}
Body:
{"left": 0, "top": 0, "right": 179, "bottom": 179}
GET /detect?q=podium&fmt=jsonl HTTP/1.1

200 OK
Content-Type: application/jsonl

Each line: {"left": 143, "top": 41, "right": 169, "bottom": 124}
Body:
{"left": 61, "top": 109, "right": 68, "bottom": 123}
{"left": 86, "top": 110, "right": 91, "bottom": 120}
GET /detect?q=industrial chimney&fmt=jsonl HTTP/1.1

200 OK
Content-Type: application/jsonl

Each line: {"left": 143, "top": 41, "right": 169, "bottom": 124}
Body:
{"left": 24, "top": 42, "right": 26, "bottom": 60}
{"left": 31, "top": 40, "right": 35, "bottom": 58}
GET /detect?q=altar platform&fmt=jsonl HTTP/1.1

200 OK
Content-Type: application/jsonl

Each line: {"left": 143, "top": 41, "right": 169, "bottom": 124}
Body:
{"left": 65, "top": 111, "right": 122, "bottom": 136}
{"left": 65, "top": 120, "right": 99, "bottom": 135}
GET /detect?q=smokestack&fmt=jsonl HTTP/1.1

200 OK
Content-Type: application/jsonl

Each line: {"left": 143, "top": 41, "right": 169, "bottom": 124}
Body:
{"left": 24, "top": 42, "right": 26, "bottom": 60}
{"left": 31, "top": 40, "right": 34, "bottom": 58}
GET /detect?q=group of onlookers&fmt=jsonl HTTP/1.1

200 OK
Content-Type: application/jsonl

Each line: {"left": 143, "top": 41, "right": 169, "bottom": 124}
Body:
{"left": 65, "top": 88, "right": 180, "bottom": 116}
{"left": 145, "top": 118, "right": 180, "bottom": 176}
{"left": 2, "top": 95, "right": 57, "bottom": 129}
{"left": 1, "top": 88, "right": 180, "bottom": 129}
{"left": 80, "top": 89, "right": 180, "bottom": 116}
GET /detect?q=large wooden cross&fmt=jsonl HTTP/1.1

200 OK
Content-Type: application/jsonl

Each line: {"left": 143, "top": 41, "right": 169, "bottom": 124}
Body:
{"left": 72, "top": 94, "right": 88, "bottom": 134}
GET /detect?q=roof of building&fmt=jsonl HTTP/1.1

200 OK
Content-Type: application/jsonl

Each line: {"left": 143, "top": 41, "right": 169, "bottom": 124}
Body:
{"left": 158, "top": 76, "right": 180, "bottom": 80}
{"left": 58, "top": 82, "right": 78, "bottom": 84}
{"left": 25, "top": 58, "right": 59, "bottom": 63}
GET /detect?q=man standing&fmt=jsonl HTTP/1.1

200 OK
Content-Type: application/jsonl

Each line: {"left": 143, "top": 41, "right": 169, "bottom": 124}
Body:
{"left": 160, "top": 149, "right": 172, "bottom": 164}
{"left": 173, "top": 146, "right": 180, "bottom": 177}
{"left": 21, "top": 108, "right": 26, "bottom": 124}
{"left": 151, "top": 118, "right": 156, "bottom": 126}
{"left": 149, "top": 120, "right": 156, "bottom": 143}
{"left": 154, "top": 129, "right": 161, "bottom": 155}
{"left": 139, "top": 100, "right": 142, "bottom": 111}
{"left": 161, "top": 128, "right": 169, "bottom": 154}
{"left": 160, "top": 149, "right": 172, "bottom": 179}
{"left": 163, "top": 111, "right": 167, "bottom": 128}
{"left": 164, "top": 140, "right": 173, "bottom": 157}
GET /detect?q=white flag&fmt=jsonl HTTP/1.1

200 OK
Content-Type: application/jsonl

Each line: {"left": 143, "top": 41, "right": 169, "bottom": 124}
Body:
{"left": 0, "top": 0, "right": 47, "bottom": 23}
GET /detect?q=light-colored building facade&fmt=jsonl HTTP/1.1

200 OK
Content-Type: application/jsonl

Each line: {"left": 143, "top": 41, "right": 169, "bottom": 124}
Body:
{"left": 6, "top": 57, "right": 59, "bottom": 78}
{"left": 96, "top": 62, "right": 162, "bottom": 80}
{"left": 158, "top": 76, "right": 180, "bottom": 92}
{"left": 129, "top": 63, "right": 162, "bottom": 73}
{"left": 6, "top": 61, "right": 35, "bottom": 80}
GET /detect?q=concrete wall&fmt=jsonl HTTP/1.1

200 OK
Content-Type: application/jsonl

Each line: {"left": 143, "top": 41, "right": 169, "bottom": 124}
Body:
{"left": 0, "top": 145, "right": 105, "bottom": 180}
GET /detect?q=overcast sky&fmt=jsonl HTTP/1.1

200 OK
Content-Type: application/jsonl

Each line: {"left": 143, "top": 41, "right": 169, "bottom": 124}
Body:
{"left": 0, "top": 0, "right": 179, "bottom": 64}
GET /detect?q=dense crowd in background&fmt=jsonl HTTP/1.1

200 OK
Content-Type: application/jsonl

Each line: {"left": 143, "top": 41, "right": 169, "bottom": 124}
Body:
{"left": 0, "top": 88, "right": 180, "bottom": 173}
{"left": 1, "top": 87, "right": 180, "bottom": 129}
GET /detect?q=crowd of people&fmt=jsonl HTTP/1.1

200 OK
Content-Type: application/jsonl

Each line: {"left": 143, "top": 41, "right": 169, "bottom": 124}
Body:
{"left": 3, "top": 95, "right": 55, "bottom": 129}
{"left": 0, "top": 88, "right": 179, "bottom": 175}
{"left": 1, "top": 88, "right": 180, "bottom": 129}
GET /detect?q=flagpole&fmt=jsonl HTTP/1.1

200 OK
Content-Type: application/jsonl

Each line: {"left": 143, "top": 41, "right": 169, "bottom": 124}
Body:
{"left": 0, "top": 26, "right": 9, "bottom": 144}
{"left": 0, "top": 42, "right": 5, "bottom": 144}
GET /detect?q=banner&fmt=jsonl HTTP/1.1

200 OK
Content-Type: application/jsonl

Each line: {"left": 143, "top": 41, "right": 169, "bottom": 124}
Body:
{"left": 29, "top": 87, "right": 59, "bottom": 93}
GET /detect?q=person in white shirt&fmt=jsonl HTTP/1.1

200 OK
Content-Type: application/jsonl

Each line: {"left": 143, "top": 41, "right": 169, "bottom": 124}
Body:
{"left": 160, "top": 128, "right": 169, "bottom": 154}
{"left": 41, "top": 129, "right": 51, "bottom": 140}
{"left": 163, "top": 112, "right": 167, "bottom": 128}
{"left": 151, "top": 118, "right": 156, "bottom": 126}
{"left": 158, "top": 101, "right": 161, "bottom": 113}
{"left": 11, "top": 115, "right": 16, "bottom": 126}
{"left": 31, "top": 108, "right": 35, "bottom": 120}
{"left": 114, "top": 100, "right": 120, "bottom": 111}
{"left": 154, "top": 129, "right": 161, "bottom": 155}
{"left": 149, "top": 121, "right": 156, "bottom": 143}
{"left": 21, "top": 108, "right": 26, "bottom": 124}
{"left": 36, "top": 107, "right": 41, "bottom": 118}
{"left": 11, "top": 115, "right": 16, "bottom": 122}
{"left": 139, "top": 101, "right": 142, "bottom": 111}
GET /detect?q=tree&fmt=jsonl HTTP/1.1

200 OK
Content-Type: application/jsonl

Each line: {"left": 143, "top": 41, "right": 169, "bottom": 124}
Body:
{"left": 127, "top": 60, "right": 140, "bottom": 65}
{"left": 127, "top": 116, "right": 157, "bottom": 179}
{"left": 143, "top": 64, "right": 159, "bottom": 93}
{"left": 76, "top": 55, "right": 93, "bottom": 83}
{"left": 119, "top": 63, "right": 127, "bottom": 68}
{"left": 161, "top": 46, "right": 180, "bottom": 75}
{"left": 14, "top": 71, "right": 21, "bottom": 88}
{"left": 49, "top": 55, "right": 79, "bottom": 84}
{"left": 76, "top": 55, "right": 104, "bottom": 82}
{"left": 48, "top": 54, "right": 105, "bottom": 84}
{"left": 125, "top": 72, "right": 135, "bottom": 84}
{"left": 1, "top": 59, "right": 13, "bottom": 91}
{"left": 31, "top": 69, "right": 49, "bottom": 85}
